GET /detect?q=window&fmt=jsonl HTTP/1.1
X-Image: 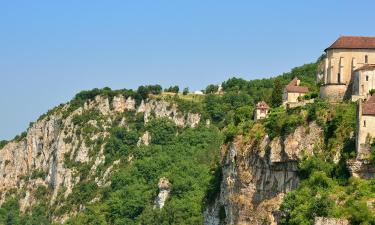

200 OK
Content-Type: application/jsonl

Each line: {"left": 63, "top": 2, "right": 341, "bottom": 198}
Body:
{"left": 338, "top": 73, "right": 341, "bottom": 83}
{"left": 366, "top": 75, "right": 369, "bottom": 81}
{"left": 352, "top": 57, "right": 357, "bottom": 69}
{"left": 364, "top": 120, "right": 366, "bottom": 127}
{"left": 365, "top": 55, "right": 369, "bottom": 64}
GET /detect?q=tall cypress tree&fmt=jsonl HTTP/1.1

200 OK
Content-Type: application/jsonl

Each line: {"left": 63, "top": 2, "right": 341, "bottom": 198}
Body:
{"left": 271, "top": 78, "right": 283, "bottom": 107}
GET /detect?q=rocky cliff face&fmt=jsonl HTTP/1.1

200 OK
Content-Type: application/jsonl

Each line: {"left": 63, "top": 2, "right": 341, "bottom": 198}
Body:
{"left": 205, "top": 122, "right": 324, "bottom": 225}
{"left": 0, "top": 95, "right": 200, "bottom": 223}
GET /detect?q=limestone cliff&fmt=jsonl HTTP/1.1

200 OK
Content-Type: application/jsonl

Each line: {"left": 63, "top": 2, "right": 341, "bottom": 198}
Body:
{"left": 205, "top": 122, "right": 324, "bottom": 225}
{"left": 0, "top": 95, "right": 200, "bottom": 223}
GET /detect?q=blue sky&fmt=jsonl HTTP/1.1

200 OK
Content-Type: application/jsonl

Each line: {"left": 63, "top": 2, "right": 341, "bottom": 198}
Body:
{"left": 1, "top": 0, "right": 375, "bottom": 140}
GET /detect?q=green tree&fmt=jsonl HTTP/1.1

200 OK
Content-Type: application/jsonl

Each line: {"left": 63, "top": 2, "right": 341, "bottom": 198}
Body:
{"left": 164, "top": 85, "right": 179, "bottom": 93}
{"left": 146, "top": 119, "right": 177, "bottom": 145}
{"left": 182, "top": 87, "right": 189, "bottom": 95}
{"left": 205, "top": 84, "right": 219, "bottom": 94}
{"left": 271, "top": 78, "right": 283, "bottom": 107}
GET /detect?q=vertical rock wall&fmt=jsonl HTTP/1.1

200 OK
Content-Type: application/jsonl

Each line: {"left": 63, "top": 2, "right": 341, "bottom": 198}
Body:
{"left": 205, "top": 122, "right": 323, "bottom": 225}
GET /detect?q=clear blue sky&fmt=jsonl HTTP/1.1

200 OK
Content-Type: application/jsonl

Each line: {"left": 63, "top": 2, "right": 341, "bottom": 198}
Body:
{"left": 1, "top": 0, "right": 375, "bottom": 140}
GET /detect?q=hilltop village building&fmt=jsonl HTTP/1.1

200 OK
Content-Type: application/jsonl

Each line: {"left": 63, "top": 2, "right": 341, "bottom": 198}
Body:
{"left": 254, "top": 101, "right": 269, "bottom": 121}
{"left": 282, "top": 77, "right": 309, "bottom": 106}
{"left": 357, "top": 95, "right": 375, "bottom": 159}
{"left": 352, "top": 64, "right": 375, "bottom": 101}
{"left": 318, "top": 36, "right": 375, "bottom": 102}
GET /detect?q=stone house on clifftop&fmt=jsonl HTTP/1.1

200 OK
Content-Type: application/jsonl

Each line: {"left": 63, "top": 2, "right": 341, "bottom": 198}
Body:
{"left": 318, "top": 36, "right": 375, "bottom": 102}
{"left": 352, "top": 64, "right": 375, "bottom": 101}
{"left": 282, "top": 77, "right": 309, "bottom": 106}
{"left": 357, "top": 95, "right": 375, "bottom": 159}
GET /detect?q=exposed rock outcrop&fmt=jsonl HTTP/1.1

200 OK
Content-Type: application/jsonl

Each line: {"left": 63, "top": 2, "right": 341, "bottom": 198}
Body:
{"left": 137, "top": 131, "right": 150, "bottom": 147}
{"left": 112, "top": 95, "right": 127, "bottom": 112}
{"left": 314, "top": 217, "right": 349, "bottom": 225}
{"left": 205, "top": 122, "right": 324, "bottom": 225}
{"left": 154, "top": 177, "right": 171, "bottom": 209}
{"left": 137, "top": 99, "right": 200, "bottom": 127}
{"left": 347, "top": 159, "right": 375, "bottom": 179}
{"left": 113, "top": 95, "right": 136, "bottom": 112}
{"left": 0, "top": 95, "right": 200, "bottom": 222}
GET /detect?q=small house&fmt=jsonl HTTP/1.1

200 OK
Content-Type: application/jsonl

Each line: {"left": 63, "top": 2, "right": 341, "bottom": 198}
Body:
{"left": 352, "top": 64, "right": 375, "bottom": 101}
{"left": 254, "top": 101, "right": 269, "bottom": 121}
{"left": 357, "top": 95, "right": 375, "bottom": 159}
{"left": 282, "top": 77, "right": 309, "bottom": 105}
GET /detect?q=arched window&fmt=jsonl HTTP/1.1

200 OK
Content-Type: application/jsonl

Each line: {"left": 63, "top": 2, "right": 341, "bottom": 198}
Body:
{"left": 364, "top": 120, "right": 366, "bottom": 127}
{"left": 366, "top": 75, "right": 369, "bottom": 81}
{"left": 365, "top": 55, "right": 369, "bottom": 64}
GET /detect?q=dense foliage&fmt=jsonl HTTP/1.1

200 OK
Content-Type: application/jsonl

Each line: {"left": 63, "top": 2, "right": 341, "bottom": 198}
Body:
{"left": 280, "top": 156, "right": 375, "bottom": 225}
{"left": 221, "top": 63, "right": 318, "bottom": 104}
{"left": 65, "top": 120, "right": 223, "bottom": 225}
{"left": 164, "top": 85, "right": 180, "bottom": 93}
{"left": 278, "top": 102, "right": 375, "bottom": 225}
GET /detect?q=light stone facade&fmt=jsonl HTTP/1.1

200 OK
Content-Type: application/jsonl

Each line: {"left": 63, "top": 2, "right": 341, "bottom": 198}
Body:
{"left": 318, "top": 36, "right": 375, "bottom": 102}
{"left": 319, "top": 84, "right": 347, "bottom": 102}
{"left": 282, "top": 91, "right": 305, "bottom": 104}
{"left": 352, "top": 66, "right": 375, "bottom": 101}
{"left": 254, "top": 101, "right": 269, "bottom": 121}
{"left": 356, "top": 98, "right": 375, "bottom": 159}
{"left": 319, "top": 49, "right": 375, "bottom": 85}
{"left": 282, "top": 77, "right": 309, "bottom": 105}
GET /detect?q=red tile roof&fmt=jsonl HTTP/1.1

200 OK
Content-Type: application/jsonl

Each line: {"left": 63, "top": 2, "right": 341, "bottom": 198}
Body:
{"left": 256, "top": 101, "right": 269, "bottom": 109}
{"left": 285, "top": 78, "right": 309, "bottom": 93}
{"left": 363, "top": 95, "right": 375, "bottom": 116}
{"left": 326, "top": 36, "right": 375, "bottom": 51}
{"left": 354, "top": 64, "right": 375, "bottom": 72}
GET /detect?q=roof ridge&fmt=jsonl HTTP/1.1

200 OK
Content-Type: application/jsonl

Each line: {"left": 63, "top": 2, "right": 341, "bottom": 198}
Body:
{"left": 339, "top": 35, "right": 375, "bottom": 38}
{"left": 326, "top": 36, "right": 375, "bottom": 51}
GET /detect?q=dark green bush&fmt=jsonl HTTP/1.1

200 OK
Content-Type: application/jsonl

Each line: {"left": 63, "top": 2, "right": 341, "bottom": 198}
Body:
{"left": 0, "top": 140, "right": 8, "bottom": 149}
{"left": 164, "top": 85, "right": 179, "bottom": 93}
{"left": 146, "top": 118, "right": 177, "bottom": 145}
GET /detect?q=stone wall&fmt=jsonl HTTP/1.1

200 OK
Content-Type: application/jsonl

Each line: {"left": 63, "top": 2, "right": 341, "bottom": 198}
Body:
{"left": 320, "top": 84, "right": 347, "bottom": 102}
{"left": 286, "top": 99, "right": 314, "bottom": 109}
{"left": 282, "top": 90, "right": 305, "bottom": 104}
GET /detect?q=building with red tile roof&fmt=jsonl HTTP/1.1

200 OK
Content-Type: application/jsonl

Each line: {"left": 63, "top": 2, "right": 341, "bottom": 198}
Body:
{"left": 352, "top": 64, "right": 375, "bottom": 101}
{"left": 356, "top": 95, "right": 375, "bottom": 159}
{"left": 282, "top": 77, "right": 309, "bottom": 105}
{"left": 325, "top": 36, "right": 375, "bottom": 51}
{"left": 318, "top": 36, "right": 375, "bottom": 102}
{"left": 363, "top": 95, "right": 375, "bottom": 115}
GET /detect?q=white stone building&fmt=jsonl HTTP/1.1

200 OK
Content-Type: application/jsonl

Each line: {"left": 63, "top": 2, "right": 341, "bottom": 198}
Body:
{"left": 254, "top": 101, "right": 269, "bottom": 121}
{"left": 356, "top": 95, "right": 375, "bottom": 159}
{"left": 352, "top": 64, "right": 375, "bottom": 101}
